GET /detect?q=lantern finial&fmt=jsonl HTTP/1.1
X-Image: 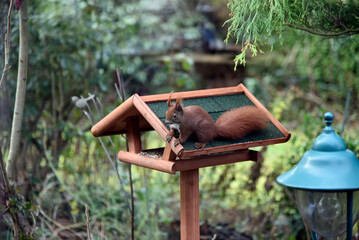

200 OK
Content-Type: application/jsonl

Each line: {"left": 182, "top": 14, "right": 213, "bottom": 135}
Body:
{"left": 323, "top": 112, "right": 334, "bottom": 133}
{"left": 324, "top": 112, "right": 334, "bottom": 127}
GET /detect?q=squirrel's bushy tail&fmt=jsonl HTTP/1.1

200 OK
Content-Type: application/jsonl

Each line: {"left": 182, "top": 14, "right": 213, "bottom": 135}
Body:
{"left": 215, "top": 106, "right": 268, "bottom": 139}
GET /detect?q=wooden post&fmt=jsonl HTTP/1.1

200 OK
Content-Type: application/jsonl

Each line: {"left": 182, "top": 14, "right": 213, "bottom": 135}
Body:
{"left": 126, "top": 117, "right": 142, "bottom": 153}
{"left": 180, "top": 169, "right": 200, "bottom": 240}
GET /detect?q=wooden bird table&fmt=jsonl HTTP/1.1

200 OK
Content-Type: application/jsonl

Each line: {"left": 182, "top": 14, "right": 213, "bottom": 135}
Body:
{"left": 91, "top": 84, "right": 291, "bottom": 240}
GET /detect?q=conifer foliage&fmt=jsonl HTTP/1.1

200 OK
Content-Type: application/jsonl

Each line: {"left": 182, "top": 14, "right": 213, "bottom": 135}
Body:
{"left": 225, "top": 0, "right": 359, "bottom": 68}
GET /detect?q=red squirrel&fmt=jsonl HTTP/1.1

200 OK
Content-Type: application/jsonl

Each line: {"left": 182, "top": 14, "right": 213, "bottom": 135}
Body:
{"left": 165, "top": 93, "right": 269, "bottom": 149}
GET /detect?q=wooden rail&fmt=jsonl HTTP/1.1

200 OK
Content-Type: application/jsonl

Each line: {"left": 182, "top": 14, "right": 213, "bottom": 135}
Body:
{"left": 118, "top": 149, "right": 260, "bottom": 174}
{"left": 140, "top": 85, "right": 244, "bottom": 103}
{"left": 118, "top": 150, "right": 176, "bottom": 174}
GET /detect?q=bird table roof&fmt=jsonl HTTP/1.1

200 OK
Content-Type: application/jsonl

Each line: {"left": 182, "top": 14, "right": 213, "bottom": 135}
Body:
{"left": 91, "top": 84, "right": 290, "bottom": 159}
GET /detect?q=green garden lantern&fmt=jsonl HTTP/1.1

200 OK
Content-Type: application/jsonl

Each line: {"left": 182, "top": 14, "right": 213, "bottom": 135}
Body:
{"left": 277, "top": 112, "right": 359, "bottom": 240}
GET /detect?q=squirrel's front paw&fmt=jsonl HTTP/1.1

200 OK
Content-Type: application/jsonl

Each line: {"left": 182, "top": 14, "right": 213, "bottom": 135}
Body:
{"left": 174, "top": 139, "right": 181, "bottom": 146}
{"left": 165, "top": 134, "right": 173, "bottom": 142}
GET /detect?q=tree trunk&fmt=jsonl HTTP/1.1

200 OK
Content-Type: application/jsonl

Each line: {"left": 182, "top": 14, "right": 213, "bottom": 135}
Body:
{"left": 6, "top": 0, "right": 29, "bottom": 182}
{"left": 4, "top": 1, "right": 33, "bottom": 239}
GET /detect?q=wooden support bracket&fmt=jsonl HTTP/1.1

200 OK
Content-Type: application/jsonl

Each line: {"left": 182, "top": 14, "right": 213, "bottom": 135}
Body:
{"left": 126, "top": 117, "right": 142, "bottom": 153}
{"left": 162, "top": 143, "right": 177, "bottom": 161}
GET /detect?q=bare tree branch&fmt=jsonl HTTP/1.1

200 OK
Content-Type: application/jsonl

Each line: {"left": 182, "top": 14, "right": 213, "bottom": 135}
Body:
{"left": 0, "top": 148, "right": 10, "bottom": 194}
{"left": 0, "top": 0, "right": 14, "bottom": 89}
{"left": 85, "top": 205, "right": 92, "bottom": 240}
{"left": 285, "top": 23, "right": 359, "bottom": 37}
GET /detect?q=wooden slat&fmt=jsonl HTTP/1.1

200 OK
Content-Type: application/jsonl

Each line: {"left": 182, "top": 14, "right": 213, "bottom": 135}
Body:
{"left": 133, "top": 94, "right": 184, "bottom": 156}
{"left": 126, "top": 117, "right": 142, "bottom": 153}
{"left": 180, "top": 136, "right": 289, "bottom": 158}
{"left": 174, "top": 149, "right": 260, "bottom": 172}
{"left": 91, "top": 95, "right": 136, "bottom": 137}
{"left": 239, "top": 83, "right": 290, "bottom": 138}
{"left": 118, "top": 151, "right": 176, "bottom": 174}
{"left": 118, "top": 149, "right": 260, "bottom": 173}
{"left": 180, "top": 169, "right": 200, "bottom": 240}
{"left": 162, "top": 143, "right": 177, "bottom": 161}
{"left": 140, "top": 85, "right": 244, "bottom": 103}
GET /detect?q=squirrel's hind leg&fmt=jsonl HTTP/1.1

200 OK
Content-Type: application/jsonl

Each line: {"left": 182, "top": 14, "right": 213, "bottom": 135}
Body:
{"left": 194, "top": 142, "right": 207, "bottom": 149}
{"left": 194, "top": 121, "right": 215, "bottom": 149}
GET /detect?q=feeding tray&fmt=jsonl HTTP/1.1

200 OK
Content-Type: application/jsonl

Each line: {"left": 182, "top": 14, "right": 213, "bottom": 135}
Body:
{"left": 91, "top": 84, "right": 290, "bottom": 173}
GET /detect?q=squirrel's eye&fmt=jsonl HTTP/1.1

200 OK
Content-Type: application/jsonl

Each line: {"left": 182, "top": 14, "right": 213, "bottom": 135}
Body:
{"left": 173, "top": 113, "right": 177, "bottom": 118}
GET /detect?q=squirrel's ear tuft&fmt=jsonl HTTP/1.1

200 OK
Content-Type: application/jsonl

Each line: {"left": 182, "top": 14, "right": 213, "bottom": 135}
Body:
{"left": 175, "top": 100, "right": 183, "bottom": 112}
{"left": 167, "top": 91, "right": 174, "bottom": 107}
{"left": 175, "top": 97, "right": 182, "bottom": 105}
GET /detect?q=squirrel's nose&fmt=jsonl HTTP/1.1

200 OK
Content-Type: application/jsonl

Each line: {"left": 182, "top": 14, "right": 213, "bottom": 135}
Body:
{"left": 165, "top": 120, "right": 170, "bottom": 124}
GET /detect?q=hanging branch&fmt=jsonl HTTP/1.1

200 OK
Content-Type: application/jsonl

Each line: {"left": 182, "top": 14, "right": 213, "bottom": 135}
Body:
{"left": 0, "top": 0, "right": 14, "bottom": 89}
{"left": 285, "top": 23, "right": 359, "bottom": 37}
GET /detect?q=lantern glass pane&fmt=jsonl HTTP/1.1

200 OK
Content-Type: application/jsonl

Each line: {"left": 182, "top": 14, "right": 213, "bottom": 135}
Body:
{"left": 295, "top": 190, "right": 359, "bottom": 239}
